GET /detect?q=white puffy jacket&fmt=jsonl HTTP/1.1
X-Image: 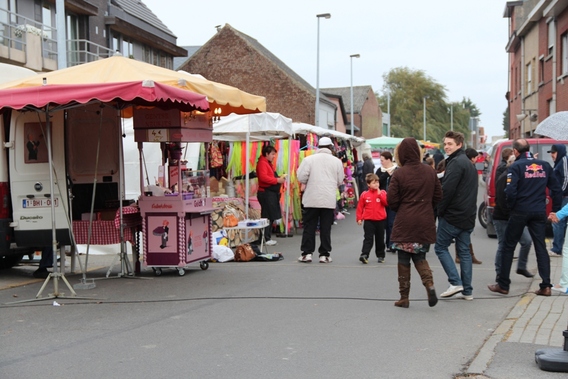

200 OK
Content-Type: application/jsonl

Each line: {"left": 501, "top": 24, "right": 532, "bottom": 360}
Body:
{"left": 297, "top": 149, "right": 345, "bottom": 209}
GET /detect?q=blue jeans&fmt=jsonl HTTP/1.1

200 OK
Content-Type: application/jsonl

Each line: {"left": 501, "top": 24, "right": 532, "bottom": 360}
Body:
{"left": 384, "top": 207, "right": 396, "bottom": 248}
{"left": 435, "top": 217, "right": 473, "bottom": 296}
{"left": 497, "top": 211, "right": 550, "bottom": 291}
{"left": 552, "top": 197, "right": 568, "bottom": 253}
{"left": 493, "top": 220, "right": 531, "bottom": 275}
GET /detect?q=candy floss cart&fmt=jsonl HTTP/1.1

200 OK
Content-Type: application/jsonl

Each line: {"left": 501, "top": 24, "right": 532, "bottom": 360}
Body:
{"left": 134, "top": 108, "right": 215, "bottom": 276}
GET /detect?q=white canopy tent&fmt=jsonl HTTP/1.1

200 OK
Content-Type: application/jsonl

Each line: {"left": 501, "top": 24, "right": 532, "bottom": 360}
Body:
{"left": 213, "top": 112, "right": 294, "bottom": 234}
{"left": 292, "top": 122, "right": 365, "bottom": 146}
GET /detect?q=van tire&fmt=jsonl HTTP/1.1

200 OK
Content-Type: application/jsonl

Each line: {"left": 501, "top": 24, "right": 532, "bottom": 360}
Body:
{"left": 478, "top": 202, "right": 488, "bottom": 229}
{"left": 0, "top": 253, "right": 25, "bottom": 269}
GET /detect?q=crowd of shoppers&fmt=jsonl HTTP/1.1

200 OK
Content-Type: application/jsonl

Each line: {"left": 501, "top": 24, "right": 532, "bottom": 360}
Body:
{"left": 291, "top": 133, "right": 568, "bottom": 307}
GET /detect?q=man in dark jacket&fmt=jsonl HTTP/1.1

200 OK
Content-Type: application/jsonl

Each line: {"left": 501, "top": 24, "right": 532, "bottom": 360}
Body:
{"left": 489, "top": 139, "right": 562, "bottom": 296}
{"left": 434, "top": 131, "right": 478, "bottom": 300}
{"left": 359, "top": 153, "right": 375, "bottom": 193}
{"left": 549, "top": 144, "right": 568, "bottom": 257}
{"left": 492, "top": 154, "right": 533, "bottom": 280}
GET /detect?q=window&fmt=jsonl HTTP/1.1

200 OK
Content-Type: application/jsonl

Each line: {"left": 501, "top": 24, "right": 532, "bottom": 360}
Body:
{"left": 562, "top": 33, "right": 568, "bottom": 75}
{"left": 539, "top": 56, "right": 545, "bottom": 84}
{"left": 526, "top": 61, "right": 532, "bottom": 94}
{"left": 548, "top": 19, "right": 555, "bottom": 55}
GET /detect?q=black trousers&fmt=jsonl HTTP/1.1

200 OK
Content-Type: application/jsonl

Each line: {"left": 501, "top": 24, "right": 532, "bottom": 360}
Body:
{"left": 257, "top": 190, "right": 281, "bottom": 241}
{"left": 361, "top": 219, "right": 386, "bottom": 258}
{"left": 301, "top": 207, "right": 334, "bottom": 257}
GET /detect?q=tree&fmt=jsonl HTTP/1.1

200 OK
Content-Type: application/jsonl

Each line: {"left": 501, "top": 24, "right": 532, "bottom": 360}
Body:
{"left": 377, "top": 67, "right": 479, "bottom": 145}
{"left": 502, "top": 107, "right": 509, "bottom": 138}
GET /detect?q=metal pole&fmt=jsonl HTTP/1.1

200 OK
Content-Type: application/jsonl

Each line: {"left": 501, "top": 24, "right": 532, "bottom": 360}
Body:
{"left": 350, "top": 58, "right": 353, "bottom": 136}
{"left": 55, "top": 0, "right": 67, "bottom": 69}
{"left": 387, "top": 90, "right": 391, "bottom": 137}
{"left": 451, "top": 105, "right": 453, "bottom": 131}
{"left": 423, "top": 96, "right": 427, "bottom": 141}
{"left": 349, "top": 54, "right": 360, "bottom": 136}
{"left": 315, "top": 13, "right": 330, "bottom": 127}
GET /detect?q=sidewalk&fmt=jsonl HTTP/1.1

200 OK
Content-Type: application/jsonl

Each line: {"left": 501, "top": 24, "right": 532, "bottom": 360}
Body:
{"left": 467, "top": 249, "right": 568, "bottom": 378}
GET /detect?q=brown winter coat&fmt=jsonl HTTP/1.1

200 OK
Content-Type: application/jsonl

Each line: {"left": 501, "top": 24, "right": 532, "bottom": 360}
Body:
{"left": 387, "top": 138, "right": 443, "bottom": 244}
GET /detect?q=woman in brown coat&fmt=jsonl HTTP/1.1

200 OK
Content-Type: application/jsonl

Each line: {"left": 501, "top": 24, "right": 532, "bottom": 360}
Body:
{"left": 387, "top": 138, "right": 443, "bottom": 308}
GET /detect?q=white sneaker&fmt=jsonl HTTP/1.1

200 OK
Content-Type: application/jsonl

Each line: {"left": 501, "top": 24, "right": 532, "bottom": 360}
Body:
{"left": 548, "top": 251, "right": 561, "bottom": 257}
{"left": 440, "top": 285, "right": 464, "bottom": 298}
{"left": 319, "top": 256, "right": 332, "bottom": 263}
{"left": 455, "top": 293, "right": 473, "bottom": 301}
{"left": 265, "top": 240, "right": 277, "bottom": 246}
{"left": 552, "top": 285, "right": 568, "bottom": 294}
{"left": 298, "top": 254, "right": 312, "bottom": 263}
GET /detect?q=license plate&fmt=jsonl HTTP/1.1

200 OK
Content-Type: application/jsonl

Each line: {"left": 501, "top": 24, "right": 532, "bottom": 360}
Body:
{"left": 22, "top": 198, "right": 59, "bottom": 208}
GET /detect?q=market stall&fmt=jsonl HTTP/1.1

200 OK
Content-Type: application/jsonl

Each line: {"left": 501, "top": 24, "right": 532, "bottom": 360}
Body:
{"left": 134, "top": 108, "right": 217, "bottom": 276}
{"left": 0, "top": 56, "right": 266, "bottom": 294}
{"left": 213, "top": 112, "right": 294, "bottom": 236}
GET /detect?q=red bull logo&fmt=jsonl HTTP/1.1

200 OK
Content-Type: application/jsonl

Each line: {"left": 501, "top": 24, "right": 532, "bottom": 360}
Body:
{"left": 526, "top": 163, "right": 543, "bottom": 172}
{"left": 525, "top": 163, "right": 546, "bottom": 178}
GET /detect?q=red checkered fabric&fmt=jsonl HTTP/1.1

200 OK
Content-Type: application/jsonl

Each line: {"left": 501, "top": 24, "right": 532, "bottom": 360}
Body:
{"left": 74, "top": 206, "right": 141, "bottom": 245}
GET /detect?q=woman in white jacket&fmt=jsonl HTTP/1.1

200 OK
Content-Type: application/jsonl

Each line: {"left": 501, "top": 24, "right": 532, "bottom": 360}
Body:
{"left": 297, "top": 137, "right": 345, "bottom": 263}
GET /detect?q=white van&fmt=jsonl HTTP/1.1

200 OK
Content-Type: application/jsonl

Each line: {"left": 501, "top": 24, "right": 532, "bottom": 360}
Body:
{"left": 0, "top": 64, "right": 41, "bottom": 268}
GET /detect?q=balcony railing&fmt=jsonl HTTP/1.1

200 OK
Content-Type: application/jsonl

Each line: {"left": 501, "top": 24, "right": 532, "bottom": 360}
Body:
{"left": 67, "top": 39, "right": 114, "bottom": 67}
{"left": 0, "top": 8, "right": 57, "bottom": 70}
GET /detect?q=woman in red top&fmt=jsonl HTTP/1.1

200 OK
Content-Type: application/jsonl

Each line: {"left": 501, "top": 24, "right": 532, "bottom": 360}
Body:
{"left": 256, "top": 145, "right": 286, "bottom": 245}
{"left": 356, "top": 173, "right": 388, "bottom": 263}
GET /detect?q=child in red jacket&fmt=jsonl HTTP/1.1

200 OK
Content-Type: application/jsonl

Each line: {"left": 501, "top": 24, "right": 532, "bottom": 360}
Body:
{"left": 356, "top": 173, "right": 388, "bottom": 263}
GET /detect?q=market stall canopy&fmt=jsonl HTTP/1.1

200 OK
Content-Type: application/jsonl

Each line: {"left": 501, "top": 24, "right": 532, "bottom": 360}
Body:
{"left": 366, "top": 136, "right": 404, "bottom": 149}
{"left": 0, "top": 80, "right": 209, "bottom": 112}
{"left": 213, "top": 112, "right": 293, "bottom": 141}
{"left": 292, "top": 123, "right": 365, "bottom": 146}
{"left": 0, "top": 55, "right": 265, "bottom": 116}
{"left": 420, "top": 140, "right": 440, "bottom": 149}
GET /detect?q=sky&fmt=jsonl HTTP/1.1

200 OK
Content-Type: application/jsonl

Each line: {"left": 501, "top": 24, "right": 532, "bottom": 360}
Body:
{"left": 141, "top": 0, "right": 510, "bottom": 141}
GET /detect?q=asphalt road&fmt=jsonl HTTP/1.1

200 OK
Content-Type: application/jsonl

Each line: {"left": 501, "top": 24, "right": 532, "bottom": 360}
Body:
{"left": 0, "top": 184, "right": 537, "bottom": 378}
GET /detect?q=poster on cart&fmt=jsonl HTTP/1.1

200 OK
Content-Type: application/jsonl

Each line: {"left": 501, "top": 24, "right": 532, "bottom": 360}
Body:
{"left": 146, "top": 214, "right": 179, "bottom": 266}
{"left": 186, "top": 215, "right": 210, "bottom": 262}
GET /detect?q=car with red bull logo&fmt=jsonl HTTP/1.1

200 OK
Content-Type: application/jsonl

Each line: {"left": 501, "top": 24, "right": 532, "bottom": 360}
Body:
{"left": 481, "top": 138, "right": 568, "bottom": 237}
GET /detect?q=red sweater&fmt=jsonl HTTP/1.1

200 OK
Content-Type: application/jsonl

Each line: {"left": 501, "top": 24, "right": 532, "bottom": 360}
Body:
{"left": 356, "top": 188, "right": 388, "bottom": 222}
{"left": 256, "top": 155, "right": 278, "bottom": 191}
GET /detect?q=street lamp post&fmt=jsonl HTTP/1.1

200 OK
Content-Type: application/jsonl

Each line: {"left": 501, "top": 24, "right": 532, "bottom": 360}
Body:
{"left": 315, "top": 13, "right": 331, "bottom": 127}
{"left": 350, "top": 54, "right": 360, "bottom": 136}
{"left": 423, "top": 96, "right": 428, "bottom": 141}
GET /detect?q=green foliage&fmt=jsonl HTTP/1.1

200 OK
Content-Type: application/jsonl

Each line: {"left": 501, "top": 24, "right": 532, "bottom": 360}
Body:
{"left": 377, "top": 67, "right": 480, "bottom": 145}
{"left": 502, "top": 107, "right": 509, "bottom": 138}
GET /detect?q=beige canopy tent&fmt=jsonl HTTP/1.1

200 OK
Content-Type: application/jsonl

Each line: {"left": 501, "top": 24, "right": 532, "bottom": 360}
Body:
{"left": 0, "top": 55, "right": 266, "bottom": 116}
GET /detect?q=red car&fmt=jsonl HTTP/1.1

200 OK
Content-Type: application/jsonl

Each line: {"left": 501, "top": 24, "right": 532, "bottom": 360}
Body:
{"left": 481, "top": 138, "right": 568, "bottom": 237}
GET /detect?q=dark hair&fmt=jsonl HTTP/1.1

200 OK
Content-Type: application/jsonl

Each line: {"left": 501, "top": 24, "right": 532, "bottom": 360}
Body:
{"left": 513, "top": 138, "right": 530, "bottom": 154}
{"left": 436, "top": 159, "right": 446, "bottom": 173}
{"left": 380, "top": 151, "right": 393, "bottom": 160}
{"left": 425, "top": 156, "right": 435, "bottom": 168}
{"left": 444, "top": 131, "right": 465, "bottom": 146}
{"left": 501, "top": 147, "right": 513, "bottom": 160}
{"left": 262, "top": 145, "right": 277, "bottom": 156}
{"left": 365, "top": 173, "right": 379, "bottom": 184}
{"left": 465, "top": 148, "right": 478, "bottom": 160}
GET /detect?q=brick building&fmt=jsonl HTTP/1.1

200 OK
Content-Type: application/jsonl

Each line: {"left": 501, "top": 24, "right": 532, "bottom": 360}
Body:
{"left": 322, "top": 86, "right": 382, "bottom": 139}
{"left": 505, "top": 0, "right": 568, "bottom": 138}
{"left": 178, "top": 24, "right": 381, "bottom": 134}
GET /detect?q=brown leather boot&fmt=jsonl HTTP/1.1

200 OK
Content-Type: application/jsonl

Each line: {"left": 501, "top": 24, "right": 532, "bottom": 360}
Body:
{"left": 455, "top": 245, "right": 460, "bottom": 264}
{"left": 470, "top": 243, "right": 482, "bottom": 264}
{"left": 415, "top": 259, "right": 438, "bottom": 307}
{"left": 394, "top": 263, "right": 411, "bottom": 308}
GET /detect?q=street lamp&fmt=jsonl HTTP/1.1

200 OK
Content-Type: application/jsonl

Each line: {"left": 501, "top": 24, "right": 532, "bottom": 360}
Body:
{"left": 423, "top": 96, "right": 429, "bottom": 141}
{"left": 315, "top": 13, "right": 331, "bottom": 127}
{"left": 350, "top": 54, "right": 360, "bottom": 136}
